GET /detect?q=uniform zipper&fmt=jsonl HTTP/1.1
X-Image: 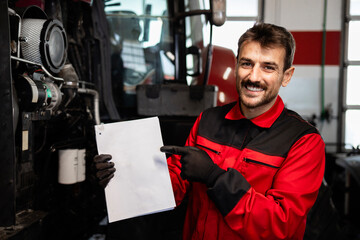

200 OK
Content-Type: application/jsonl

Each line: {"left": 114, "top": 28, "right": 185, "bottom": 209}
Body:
{"left": 196, "top": 144, "right": 220, "bottom": 155}
{"left": 244, "top": 158, "right": 279, "bottom": 169}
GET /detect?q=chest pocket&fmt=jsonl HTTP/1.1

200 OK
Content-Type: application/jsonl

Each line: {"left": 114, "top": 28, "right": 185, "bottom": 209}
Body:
{"left": 239, "top": 148, "right": 284, "bottom": 194}
{"left": 195, "top": 142, "right": 225, "bottom": 167}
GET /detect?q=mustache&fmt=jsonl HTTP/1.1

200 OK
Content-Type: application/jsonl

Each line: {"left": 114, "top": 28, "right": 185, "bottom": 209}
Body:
{"left": 241, "top": 80, "right": 267, "bottom": 90}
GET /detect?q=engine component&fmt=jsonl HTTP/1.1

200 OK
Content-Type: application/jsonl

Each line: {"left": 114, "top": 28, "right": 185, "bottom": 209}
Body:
{"left": 16, "top": 74, "right": 62, "bottom": 112}
{"left": 43, "top": 79, "right": 62, "bottom": 111}
{"left": 58, "top": 149, "right": 86, "bottom": 185}
{"left": 20, "top": 18, "right": 67, "bottom": 74}
{"left": 58, "top": 64, "right": 79, "bottom": 107}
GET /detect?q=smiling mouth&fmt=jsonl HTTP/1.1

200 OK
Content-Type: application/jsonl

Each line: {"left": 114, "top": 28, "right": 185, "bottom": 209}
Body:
{"left": 242, "top": 80, "right": 266, "bottom": 92}
{"left": 246, "top": 85, "right": 263, "bottom": 92}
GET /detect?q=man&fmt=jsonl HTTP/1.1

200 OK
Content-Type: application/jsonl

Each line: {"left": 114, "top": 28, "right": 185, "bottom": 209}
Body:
{"left": 94, "top": 22, "right": 325, "bottom": 239}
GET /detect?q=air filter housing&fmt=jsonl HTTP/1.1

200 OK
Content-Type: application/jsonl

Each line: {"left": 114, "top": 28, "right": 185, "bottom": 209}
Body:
{"left": 20, "top": 18, "right": 67, "bottom": 73}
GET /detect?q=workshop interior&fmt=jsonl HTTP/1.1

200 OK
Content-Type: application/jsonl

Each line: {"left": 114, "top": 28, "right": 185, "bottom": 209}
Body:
{"left": 1, "top": 0, "right": 360, "bottom": 239}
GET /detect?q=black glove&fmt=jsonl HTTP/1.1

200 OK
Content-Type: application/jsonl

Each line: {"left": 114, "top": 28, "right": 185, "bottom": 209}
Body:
{"left": 160, "top": 146, "right": 225, "bottom": 187}
{"left": 93, "top": 154, "right": 116, "bottom": 188}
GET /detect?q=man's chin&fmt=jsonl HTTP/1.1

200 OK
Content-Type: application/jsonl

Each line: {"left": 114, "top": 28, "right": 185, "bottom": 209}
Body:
{"left": 240, "top": 96, "right": 263, "bottom": 109}
{"left": 241, "top": 94, "right": 278, "bottom": 110}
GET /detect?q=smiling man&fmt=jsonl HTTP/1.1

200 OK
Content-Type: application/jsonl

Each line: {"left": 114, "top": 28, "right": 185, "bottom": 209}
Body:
{"left": 94, "top": 23, "right": 325, "bottom": 240}
{"left": 160, "top": 22, "right": 325, "bottom": 240}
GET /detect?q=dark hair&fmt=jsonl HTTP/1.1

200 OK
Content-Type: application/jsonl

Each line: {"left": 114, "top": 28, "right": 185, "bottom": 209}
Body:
{"left": 237, "top": 22, "right": 296, "bottom": 71}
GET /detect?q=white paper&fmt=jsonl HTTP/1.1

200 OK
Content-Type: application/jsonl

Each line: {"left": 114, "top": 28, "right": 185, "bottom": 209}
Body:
{"left": 94, "top": 117, "right": 175, "bottom": 223}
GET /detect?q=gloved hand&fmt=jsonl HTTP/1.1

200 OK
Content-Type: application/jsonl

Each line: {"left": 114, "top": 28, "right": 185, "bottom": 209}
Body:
{"left": 160, "top": 146, "right": 225, "bottom": 187}
{"left": 93, "top": 154, "right": 116, "bottom": 188}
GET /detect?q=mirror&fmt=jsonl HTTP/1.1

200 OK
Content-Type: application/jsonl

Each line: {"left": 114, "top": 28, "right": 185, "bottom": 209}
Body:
{"left": 212, "top": 0, "right": 226, "bottom": 26}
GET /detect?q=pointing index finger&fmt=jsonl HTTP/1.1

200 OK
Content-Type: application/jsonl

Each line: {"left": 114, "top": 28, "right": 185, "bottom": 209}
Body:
{"left": 94, "top": 154, "right": 112, "bottom": 163}
{"left": 160, "top": 146, "right": 189, "bottom": 155}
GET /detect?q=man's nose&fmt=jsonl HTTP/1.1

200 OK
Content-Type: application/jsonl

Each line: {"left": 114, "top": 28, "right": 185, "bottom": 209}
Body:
{"left": 249, "top": 65, "right": 261, "bottom": 81}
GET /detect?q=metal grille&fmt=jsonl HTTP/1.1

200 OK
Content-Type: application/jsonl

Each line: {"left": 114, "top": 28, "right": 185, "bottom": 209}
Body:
{"left": 20, "top": 19, "right": 46, "bottom": 64}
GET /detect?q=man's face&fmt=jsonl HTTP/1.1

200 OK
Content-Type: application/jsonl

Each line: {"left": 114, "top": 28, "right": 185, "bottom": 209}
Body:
{"left": 236, "top": 41, "right": 294, "bottom": 114}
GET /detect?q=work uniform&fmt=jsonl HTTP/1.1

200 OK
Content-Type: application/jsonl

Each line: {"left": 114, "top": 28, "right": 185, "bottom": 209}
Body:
{"left": 167, "top": 96, "right": 325, "bottom": 240}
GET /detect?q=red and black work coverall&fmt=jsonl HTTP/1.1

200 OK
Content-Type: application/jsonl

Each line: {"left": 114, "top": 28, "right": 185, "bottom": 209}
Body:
{"left": 167, "top": 96, "right": 325, "bottom": 240}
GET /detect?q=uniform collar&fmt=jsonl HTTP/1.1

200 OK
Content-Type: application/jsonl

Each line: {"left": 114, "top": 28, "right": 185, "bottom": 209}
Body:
{"left": 225, "top": 96, "right": 284, "bottom": 128}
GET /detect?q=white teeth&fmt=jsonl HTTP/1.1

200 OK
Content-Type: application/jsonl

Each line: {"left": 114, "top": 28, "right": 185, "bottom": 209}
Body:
{"left": 246, "top": 86, "right": 263, "bottom": 92}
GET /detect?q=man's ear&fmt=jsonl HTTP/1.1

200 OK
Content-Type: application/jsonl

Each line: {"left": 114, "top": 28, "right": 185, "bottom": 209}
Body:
{"left": 282, "top": 66, "right": 295, "bottom": 87}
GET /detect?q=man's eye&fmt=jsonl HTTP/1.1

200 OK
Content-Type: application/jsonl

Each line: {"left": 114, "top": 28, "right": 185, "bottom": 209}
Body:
{"left": 264, "top": 66, "right": 275, "bottom": 71}
{"left": 240, "top": 62, "right": 252, "bottom": 68}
